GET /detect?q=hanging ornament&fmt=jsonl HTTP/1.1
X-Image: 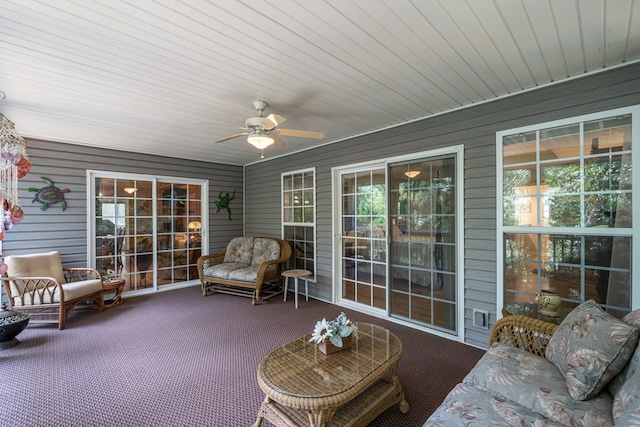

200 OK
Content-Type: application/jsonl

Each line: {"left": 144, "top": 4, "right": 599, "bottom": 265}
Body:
{"left": 0, "top": 113, "right": 30, "bottom": 231}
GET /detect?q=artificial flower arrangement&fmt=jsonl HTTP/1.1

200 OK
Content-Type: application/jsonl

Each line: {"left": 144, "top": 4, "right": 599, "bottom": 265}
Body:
{"left": 309, "top": 312, "right": 358, "bottom": 348}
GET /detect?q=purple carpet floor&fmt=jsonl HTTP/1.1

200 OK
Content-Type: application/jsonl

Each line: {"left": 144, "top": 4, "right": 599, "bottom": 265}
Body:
{"left": 0, "top": 286, "right": 484, "bottom": 426}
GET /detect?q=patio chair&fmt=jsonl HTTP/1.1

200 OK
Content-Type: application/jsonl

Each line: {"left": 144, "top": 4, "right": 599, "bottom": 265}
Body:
{"left": 1, "top": 251, "right": 104, "bottom": 329}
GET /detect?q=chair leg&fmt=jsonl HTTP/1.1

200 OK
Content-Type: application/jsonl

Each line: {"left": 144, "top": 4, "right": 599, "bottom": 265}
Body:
{"left": 283, "top": 277, "right": 289, "bottom": 302}
{"left": 58, "top": 304, "right": 66, "bottom": 330}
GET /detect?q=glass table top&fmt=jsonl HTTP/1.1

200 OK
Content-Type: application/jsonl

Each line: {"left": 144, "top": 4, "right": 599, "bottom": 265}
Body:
{"left": 503, "top": 302, "right": 573, "bottom": 324}
{"left": 258, "top": 323, "right": 401, "bottom": 399}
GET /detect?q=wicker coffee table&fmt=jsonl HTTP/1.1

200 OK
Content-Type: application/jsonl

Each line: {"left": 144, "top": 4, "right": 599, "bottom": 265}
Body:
{"left": 254, "top": 323, "right": 409, "bottom": 427}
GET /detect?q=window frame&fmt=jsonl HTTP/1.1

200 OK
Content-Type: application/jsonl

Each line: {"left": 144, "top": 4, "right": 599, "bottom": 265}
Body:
{"left": 281, "top": 167, "right": 317, "bottom": 281}
{"left": 496, "top": 105, "right": 640, "bottom": 315}
{"left": 87, "top": 170, "right": 208, "bottom": 292}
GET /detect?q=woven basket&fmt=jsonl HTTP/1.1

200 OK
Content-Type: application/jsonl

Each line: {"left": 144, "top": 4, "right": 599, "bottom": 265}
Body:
{"left": 318, "top": 335, "right": 352, "bottom": 355}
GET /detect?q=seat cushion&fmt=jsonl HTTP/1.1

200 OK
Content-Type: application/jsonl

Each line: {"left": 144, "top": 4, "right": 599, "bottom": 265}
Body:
{"left": 545, "top": 300, "right": 639, "bottom": 400}
{"left": 223, "top": 237, "right": 254, "bottom": 264}
{"left": 228, "top": 266, "right": 259, "bottom": 282}
{"left": 251, "top": 238, "right": 281, "bottom": 266}
{"left": 202, "top": 263, "right": 248, "bottom": 279}
{"left": 11, "top": 279, "right": 102, "bottom": 305}
{"left": 61, "top": 279, "right": 103, "bottom": 301}
{"left": 464, "top": 344, "right": 614, "bottom": 426}
{"left": 423, "top": 383, "right": 566, "bottom": 427}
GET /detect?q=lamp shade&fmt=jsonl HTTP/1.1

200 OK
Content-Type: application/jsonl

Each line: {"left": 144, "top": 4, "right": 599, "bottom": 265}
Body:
{"left": 404, "top": 170, "right": 420, "bottom": 179}
{"left": 247, "top": 131, "right": 275, "bottom": 149}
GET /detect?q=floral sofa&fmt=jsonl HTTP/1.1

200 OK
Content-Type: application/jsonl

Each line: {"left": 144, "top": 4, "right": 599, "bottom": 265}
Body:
{"left": 197, "top": 236, "right": 291, "bottom": 305}
{"left": 425, "top": 300, "right": 640, "bottom": 426}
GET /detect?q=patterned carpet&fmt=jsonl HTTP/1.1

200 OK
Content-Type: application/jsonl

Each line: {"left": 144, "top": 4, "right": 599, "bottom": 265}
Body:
{"left": 0, "top": 286, "right": 484, "bottom": 426}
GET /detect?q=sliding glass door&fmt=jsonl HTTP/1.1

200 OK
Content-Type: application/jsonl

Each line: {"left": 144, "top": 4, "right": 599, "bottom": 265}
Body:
{"left": 388, "top": 157, "right": 457, "bottom": 333}
{"left": 92, "top": 173, "right": 205, "bottom": 293}
{"left": 335, "top": 149, "right": 460, "bottom": 336}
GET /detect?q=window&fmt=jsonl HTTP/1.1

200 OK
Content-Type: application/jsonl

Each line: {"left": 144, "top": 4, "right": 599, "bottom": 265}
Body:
{"left": 498, "top": 107, "right": 638, "bottom": 317}
{"left": 282, "top": 169, "right": 316, "bottom": 279}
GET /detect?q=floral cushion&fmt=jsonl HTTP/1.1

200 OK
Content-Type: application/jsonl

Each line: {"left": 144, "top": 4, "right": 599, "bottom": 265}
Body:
{"left": 464, "top": 344, "right": 614, "bottom": 426}
{"left": 610, "top": 309, "right": 640, "bottom": 424}
{"left": 251, "top": 238, "right": 281, "bottom": 266}
{"left": 203, "top": 262, "right": 249, "bottom": 279}
{"left": 423, "top": 383, "right": 567, "bottom": 427}
{"left": 228, "top": 266, "right": 259, "bottom": 282}
{"left": 545, "top": 300, "right": 640, "bottom": 401}
{"left": 612, "top": 346, "right": 640, "bottom": 425}
{"left": 608, "top": 309, "right": 640, "bottom": 400}
{"left": 223, "top": 237, "right": 254, "bottom": 264}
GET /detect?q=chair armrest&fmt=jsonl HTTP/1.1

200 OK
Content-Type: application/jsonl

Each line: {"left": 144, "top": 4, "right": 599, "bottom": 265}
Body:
{"left": 197, "top": 253, "right": 225, "bottom": 277}
{"left": 254, "top": 253, "right": 290, "bottom": 283}
{"left": 489, "top": 315, "right": 559, "bottom": 357}
{"left": 64, "top": 267, "right": 102, "bottom": 282}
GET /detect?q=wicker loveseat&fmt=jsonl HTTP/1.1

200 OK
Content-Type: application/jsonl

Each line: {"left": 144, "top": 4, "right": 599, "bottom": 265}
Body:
{"left": 425, "top": 300, "right": 640, "bottom": 426}
{"left": 197, "top": 236, "right": 291, "bottom": 305}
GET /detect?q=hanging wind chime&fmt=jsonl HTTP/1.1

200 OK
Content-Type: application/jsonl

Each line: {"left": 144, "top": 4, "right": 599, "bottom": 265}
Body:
{"left": 0, "top": 91, "right": 31, "bottom": 273}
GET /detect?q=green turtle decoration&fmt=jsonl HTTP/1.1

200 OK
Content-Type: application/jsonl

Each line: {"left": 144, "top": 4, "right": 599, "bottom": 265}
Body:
{"left": 28, "top": 177, "right": 71, "bottom": 211}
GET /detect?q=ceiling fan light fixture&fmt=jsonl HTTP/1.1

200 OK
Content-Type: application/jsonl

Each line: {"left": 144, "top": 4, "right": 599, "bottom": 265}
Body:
{"left": 247, "top": 132, "right": 275, "bottom": 150}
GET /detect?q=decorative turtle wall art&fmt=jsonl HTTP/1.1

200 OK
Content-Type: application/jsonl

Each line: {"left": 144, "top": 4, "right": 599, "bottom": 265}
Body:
{"left": 28, "top": 177, "right": 71, "bottom": 211}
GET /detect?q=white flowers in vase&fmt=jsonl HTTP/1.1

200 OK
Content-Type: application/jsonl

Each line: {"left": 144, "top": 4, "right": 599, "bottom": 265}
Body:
{"left": 309, "top": 312, "right": 357, "bottom": 348}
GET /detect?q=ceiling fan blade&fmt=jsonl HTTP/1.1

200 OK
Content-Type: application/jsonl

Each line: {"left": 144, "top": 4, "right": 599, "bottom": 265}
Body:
{"left": 271, "top": 133, "right": 285, "bottom": 148}
{"left": 275, "top": 128, "right": 325, "bottom": 139}
{"left": 213, "top": 132, "right": 249, "bottom": 143}
{"left": 261, "top": 114, "right": 286, "bottom": 130}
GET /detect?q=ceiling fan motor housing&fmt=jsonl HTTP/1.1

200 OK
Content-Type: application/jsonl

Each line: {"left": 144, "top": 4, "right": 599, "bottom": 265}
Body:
{"left": 245, "top": 117, "right": 264, "bottom": 129}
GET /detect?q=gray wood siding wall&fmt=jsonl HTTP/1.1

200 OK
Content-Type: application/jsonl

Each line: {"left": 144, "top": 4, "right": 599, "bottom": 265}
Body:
{"left": 245, "top": 63, "right": 640, "bottom": 348}
{"left": 4, "top": 140, "right": 243, "bottom": 266}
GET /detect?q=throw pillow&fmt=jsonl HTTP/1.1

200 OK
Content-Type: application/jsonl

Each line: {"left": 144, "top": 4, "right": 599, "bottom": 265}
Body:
{"left": 610, "top": 309, "right": 640, "bottom": 423}
{"left": 545, "top": 299, "right": 639, "bottom": 401}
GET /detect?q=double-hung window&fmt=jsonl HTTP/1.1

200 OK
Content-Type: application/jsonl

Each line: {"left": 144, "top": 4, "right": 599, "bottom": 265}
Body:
{"left": 497, "top": 106, "right": 639, "bottom": 317}
{"left": 282, "top": 169, "right": 316, "bottom": 279}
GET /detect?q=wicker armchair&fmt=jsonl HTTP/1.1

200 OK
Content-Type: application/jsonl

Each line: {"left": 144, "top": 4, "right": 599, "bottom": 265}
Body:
{"left": 1, "top": 251, "right": 104, "bottom": 329}
{"left": 489, "top": 314, "right": 559, "bottom": 357}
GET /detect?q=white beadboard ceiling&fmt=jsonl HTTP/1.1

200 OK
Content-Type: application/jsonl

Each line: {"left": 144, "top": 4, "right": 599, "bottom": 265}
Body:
{"left": 1, "top": 0, "right": 639, "bottom": 166}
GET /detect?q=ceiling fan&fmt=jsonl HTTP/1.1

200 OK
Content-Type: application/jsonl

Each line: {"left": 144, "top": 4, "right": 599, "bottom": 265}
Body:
{"left": 213, "top": 101, "right": 325, "bottom": 157}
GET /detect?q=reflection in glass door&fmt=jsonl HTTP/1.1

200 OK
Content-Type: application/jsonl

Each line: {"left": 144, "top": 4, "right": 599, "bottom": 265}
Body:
{"left": 94, "top": 175, "right": 203, "bottom": 293}
{"left": 95, "top": 178, "right": 154, "bottom": 291}
{"left": 389, "top": 157, "right": 457, "bottom": 334}
{"left": 336, "top": 152, "right": 459, "bottom": 335}
{"left": 156, "top": 182, "right": 202, "bottom": 287}
{"left": 340, "top": 169, "right": 387, "bottom": 310}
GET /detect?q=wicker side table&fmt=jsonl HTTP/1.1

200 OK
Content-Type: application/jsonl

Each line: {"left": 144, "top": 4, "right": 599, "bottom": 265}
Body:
{"left": 102, "top": 278, "right": 125, "bottom": 309}
{"left": 502, "top": 302, "right": 572, "bottom": 324}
